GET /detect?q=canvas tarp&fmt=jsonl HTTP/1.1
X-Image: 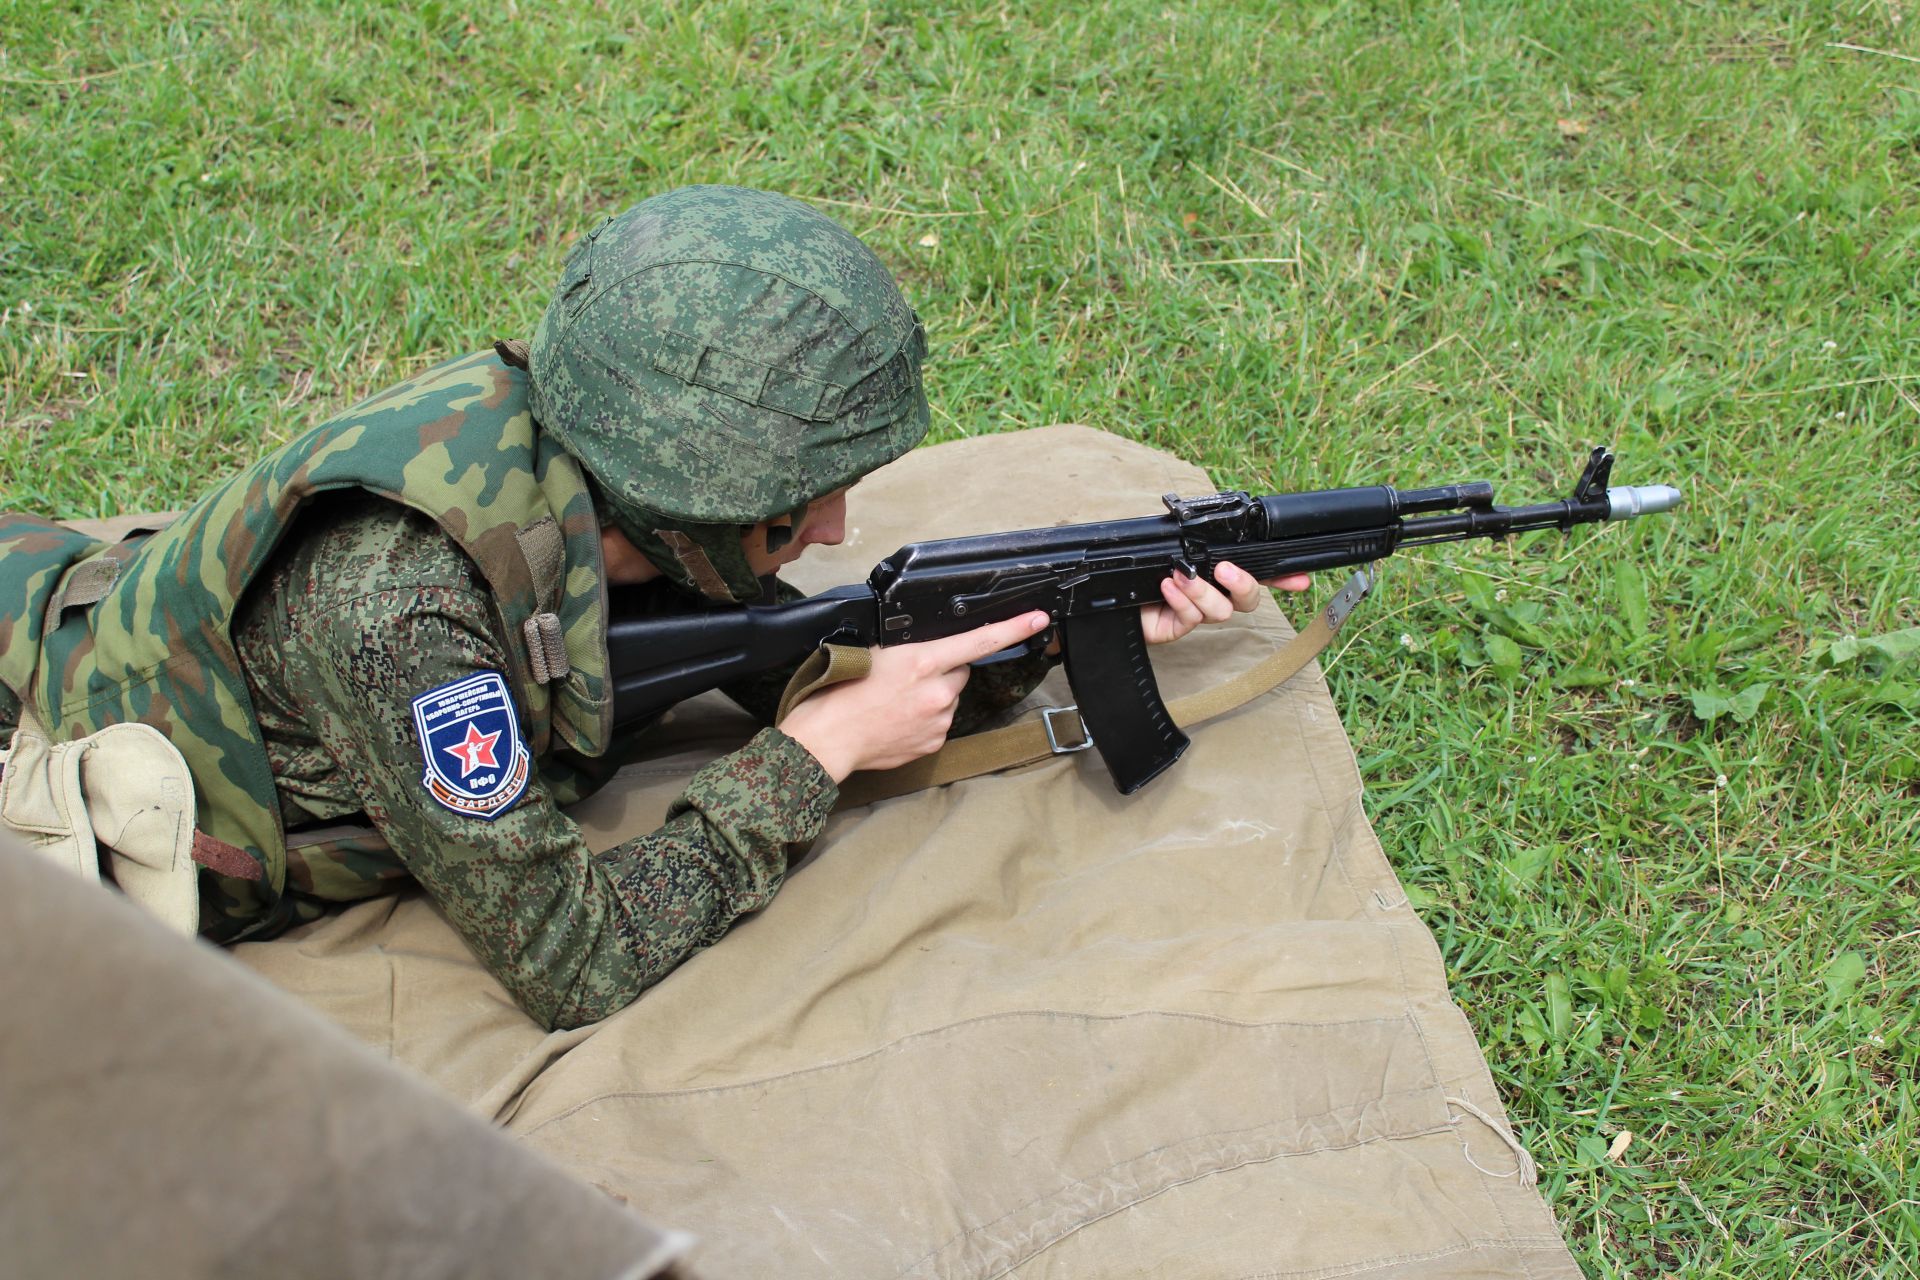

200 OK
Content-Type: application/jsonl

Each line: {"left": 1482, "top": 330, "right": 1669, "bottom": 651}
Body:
{"left": 0, "top": 833, "right": 691, "bottom": 1280}
{"left": 224, "top": 425, "right": 1578, "bottom": 1278}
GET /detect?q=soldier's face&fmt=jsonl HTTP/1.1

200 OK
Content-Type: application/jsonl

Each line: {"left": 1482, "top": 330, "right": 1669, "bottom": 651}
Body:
{"left": 742, "top": 486, "right": 852, "bottom": 576}
{"left": 598, "top": 485, "right": 856, "bottom": 587}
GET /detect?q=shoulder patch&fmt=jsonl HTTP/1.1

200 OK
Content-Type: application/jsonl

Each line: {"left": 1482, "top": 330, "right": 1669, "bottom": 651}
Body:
{"left": 410, "top": 671, "right": 532, "bottom": 820}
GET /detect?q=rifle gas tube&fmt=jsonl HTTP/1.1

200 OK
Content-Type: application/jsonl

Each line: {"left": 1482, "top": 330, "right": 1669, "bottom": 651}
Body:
{"left": 607, "top": 447, "right": 1681, "bottom": 793}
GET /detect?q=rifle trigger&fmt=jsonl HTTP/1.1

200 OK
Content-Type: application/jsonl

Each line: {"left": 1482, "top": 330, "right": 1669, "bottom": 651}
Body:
{"left": 972, "top": 639, "right": 1042, "bottom": 666}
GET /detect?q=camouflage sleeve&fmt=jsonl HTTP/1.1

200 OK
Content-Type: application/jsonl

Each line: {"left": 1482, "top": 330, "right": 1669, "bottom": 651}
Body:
{"left": 718, "top": 576, "right": 1060, "bottom": 734}
{"left": 269, "top": 509, "right": 834, "bottom": 1030}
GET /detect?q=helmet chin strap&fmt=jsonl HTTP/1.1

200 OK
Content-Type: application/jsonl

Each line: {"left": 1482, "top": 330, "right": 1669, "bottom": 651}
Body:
{"left": 606, "top": 504, "right": 765, "bottom": 604}
{"left": 576, "top": 471, "right": 761, "bottom": 604}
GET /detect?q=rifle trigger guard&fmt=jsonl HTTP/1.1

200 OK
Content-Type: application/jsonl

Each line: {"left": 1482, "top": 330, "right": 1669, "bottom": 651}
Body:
{"left": 1041, "top": 705, "right": 1094, "bottom": 755}
{"left": 1323, "top": 568, "right": 1376, "bottom": 633}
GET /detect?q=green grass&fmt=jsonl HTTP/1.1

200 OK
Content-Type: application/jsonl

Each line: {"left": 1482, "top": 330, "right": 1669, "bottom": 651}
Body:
{"left": 4, "top": 1, "right": 1917, "bottom": 1273}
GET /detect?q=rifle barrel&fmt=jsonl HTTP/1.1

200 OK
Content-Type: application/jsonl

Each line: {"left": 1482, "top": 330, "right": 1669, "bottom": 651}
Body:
{"left": 1398, "top": 484, "right": 1682, "bottom": 548}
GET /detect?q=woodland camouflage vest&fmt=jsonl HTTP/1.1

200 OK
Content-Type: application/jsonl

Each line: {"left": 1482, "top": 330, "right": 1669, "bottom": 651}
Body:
{"left": 0, "top": 351, "right": 613, "bottom": 940}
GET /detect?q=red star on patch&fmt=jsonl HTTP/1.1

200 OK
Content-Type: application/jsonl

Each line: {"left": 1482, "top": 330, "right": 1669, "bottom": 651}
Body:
{"left": 443, "top": 721, "right": 502, "bottom": 778}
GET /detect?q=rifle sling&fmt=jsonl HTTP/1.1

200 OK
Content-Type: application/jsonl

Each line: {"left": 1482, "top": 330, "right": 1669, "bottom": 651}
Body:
{"left": 774, "top": 643, "right": 875, "bottom": 725}
{"left": 805, "top": 569, "right": 1375, "bottom": 810}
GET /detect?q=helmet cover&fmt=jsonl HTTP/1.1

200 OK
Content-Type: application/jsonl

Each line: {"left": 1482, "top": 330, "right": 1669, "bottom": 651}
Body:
{"left": 529, "top": 186, "right": 930, "bottom": 601}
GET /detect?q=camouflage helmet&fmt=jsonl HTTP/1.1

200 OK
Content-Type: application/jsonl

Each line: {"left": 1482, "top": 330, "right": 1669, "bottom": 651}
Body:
{"left": 527, "top": 185, "right": 930, "bottom": 603}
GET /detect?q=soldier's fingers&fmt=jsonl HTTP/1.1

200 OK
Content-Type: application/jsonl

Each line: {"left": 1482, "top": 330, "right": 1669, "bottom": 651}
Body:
{"left": 932, "top": 664, "right": 972, "bottom": 702}
{"left": 918, "top": 610, "right": 1051, "bottom": 672}
{"left": 1159, "top": 576, "right": 1206, "bottom": 629}
{"left": 1212, "top": 561, "right": 1266, "bottom": 612}
{"left": 1263, "top": 572, "right": 1312, "bottom": 593}
{"left": 1176, "top": 572, "right": 1235, "bottom": 623}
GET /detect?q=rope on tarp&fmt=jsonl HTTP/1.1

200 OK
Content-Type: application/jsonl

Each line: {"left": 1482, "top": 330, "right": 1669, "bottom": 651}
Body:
{"left": 1445, "top": 1095, "right": 1540, "bottom": 1186}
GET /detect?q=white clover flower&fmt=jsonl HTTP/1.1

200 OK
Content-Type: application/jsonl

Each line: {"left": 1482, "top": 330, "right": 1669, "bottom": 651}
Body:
{"left": 1823, "top": 340, "right": 1837, "bottom": 349}
{"left": 1398, "top": 633, "right": 1415, "bottom": 649}
{"left": 1715, "top": 774, "right": 1729, "bottom": 789}
{"left": 1494, "top": 588, "right": 1508, "bottom": 602}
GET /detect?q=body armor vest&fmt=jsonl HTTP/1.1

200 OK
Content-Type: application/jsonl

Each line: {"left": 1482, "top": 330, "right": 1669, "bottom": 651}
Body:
{"left": 0, "top": 351, "right": 613, "bottom": 940}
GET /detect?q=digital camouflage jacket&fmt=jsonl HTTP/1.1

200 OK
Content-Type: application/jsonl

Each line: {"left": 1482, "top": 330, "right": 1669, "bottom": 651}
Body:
{"left": 0, "top": 350, "right": 613, "bottom": 941}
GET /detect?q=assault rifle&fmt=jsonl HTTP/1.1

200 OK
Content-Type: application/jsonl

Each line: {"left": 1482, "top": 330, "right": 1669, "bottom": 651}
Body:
{"left": 607, "top": 447, "right": 1680, "bottom": 794}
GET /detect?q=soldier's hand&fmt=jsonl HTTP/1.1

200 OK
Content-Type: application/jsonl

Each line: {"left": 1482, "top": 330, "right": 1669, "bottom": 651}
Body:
{"left": 780, "top": 611, "right": 1052, "bottom": 783}
{"left": 1140, "top": 560, "right": 1310, "bottom": 646}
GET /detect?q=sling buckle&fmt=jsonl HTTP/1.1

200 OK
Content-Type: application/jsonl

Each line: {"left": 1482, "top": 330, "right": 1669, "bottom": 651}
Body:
{"left": 1041, "top": 705, "right": 1093, "bottom": 755}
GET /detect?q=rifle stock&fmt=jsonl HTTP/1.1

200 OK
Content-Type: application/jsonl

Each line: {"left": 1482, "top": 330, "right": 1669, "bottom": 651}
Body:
{"left": 609, "top": 586, "right": 877, "bottom": 730}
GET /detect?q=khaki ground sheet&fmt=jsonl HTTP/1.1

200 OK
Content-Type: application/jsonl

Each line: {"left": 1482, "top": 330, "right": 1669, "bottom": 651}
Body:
{"left": 236, "top": 426, "right": 1580, "bottom": 1279}
{"left": 0, "top": 845, "right": 691, "bottom": 1280}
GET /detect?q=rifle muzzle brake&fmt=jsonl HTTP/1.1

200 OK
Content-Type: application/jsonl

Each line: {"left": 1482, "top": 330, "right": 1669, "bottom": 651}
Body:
{"left": 1605, "top": 485, "right": 1684, "bottom": 520}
